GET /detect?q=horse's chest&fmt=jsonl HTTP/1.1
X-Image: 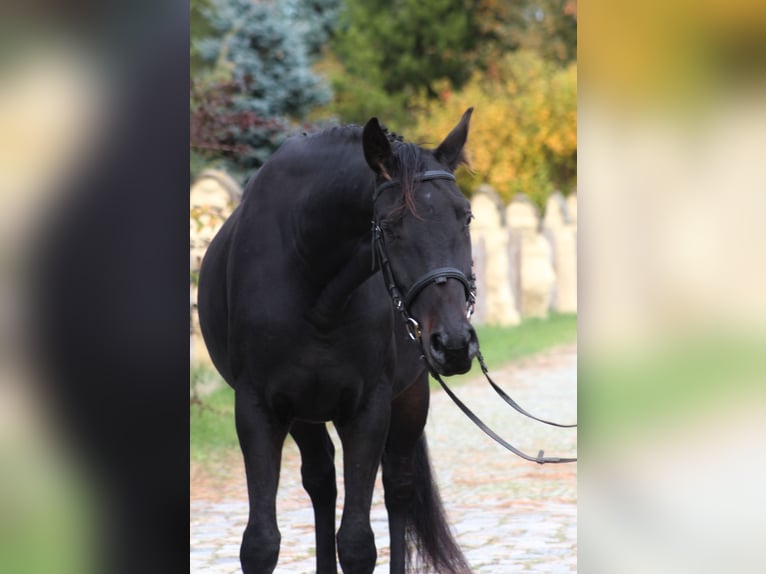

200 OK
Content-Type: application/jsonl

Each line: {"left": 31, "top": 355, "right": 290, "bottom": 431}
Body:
{"left": 262, "top": 335, "right": 389, "bottom": 422}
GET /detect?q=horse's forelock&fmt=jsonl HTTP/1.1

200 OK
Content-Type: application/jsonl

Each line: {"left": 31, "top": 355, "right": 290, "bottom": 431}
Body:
{"left": 392, "top": 142, "right": 423, "bottom": 217}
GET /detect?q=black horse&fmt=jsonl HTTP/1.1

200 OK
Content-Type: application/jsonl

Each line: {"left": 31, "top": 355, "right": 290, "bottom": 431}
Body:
{"left": 198, "top": 109, "right": 478, "bottom": 574}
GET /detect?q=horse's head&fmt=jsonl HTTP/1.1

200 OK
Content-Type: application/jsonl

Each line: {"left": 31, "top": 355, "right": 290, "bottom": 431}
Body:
{"left": 363, "top": 108, "right": 478, "bottom": 376}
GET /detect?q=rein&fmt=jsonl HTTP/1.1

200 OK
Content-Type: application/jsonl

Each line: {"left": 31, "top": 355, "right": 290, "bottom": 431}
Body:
{"left": 372, "top": 170, "right": 577, "bottom": 464}
{"left": 428, "top": 353, "right": 577, "bottom": 463}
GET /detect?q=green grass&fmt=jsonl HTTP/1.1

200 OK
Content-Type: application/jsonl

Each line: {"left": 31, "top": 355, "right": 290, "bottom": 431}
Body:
{"left": 474, "top": 313, "right": 576, "bottom": 366}
{"left": 190, "top": 381, "right": 237, "bottom": 463}
{"left": 437, "top": 312, "right": 577, "bottom": 387}
{"left": 0, "top": 447, "right": 95, "bottom": 574}
{"left": 580, "top": 331, "right": 766, "bottom": 443}
{"left": 190, "top": 313, "right": 577, "bottom": 460}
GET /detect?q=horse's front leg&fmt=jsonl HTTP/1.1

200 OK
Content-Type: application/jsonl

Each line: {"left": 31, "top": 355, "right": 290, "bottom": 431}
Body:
{"left": 235, "top": 383, "right": 289, "bottom": 574}
{"left": 335, "top": 382, "right": 392, "bottom": 574}
{"left": 290, "top": 421, "right": 338, "bottom": 574}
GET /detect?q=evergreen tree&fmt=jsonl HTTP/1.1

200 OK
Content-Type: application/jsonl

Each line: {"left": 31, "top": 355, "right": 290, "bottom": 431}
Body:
{"left": 285, "top": 0, "right": 342, "bottom": 58}
{"left": 329, "top": 0, "right": 495, "bottom": 126}
{"left": 191, "top": 0, "right": 335, "bottom": 181}
{"left": 496, "top": 0, "right": 577, "bottom": 66}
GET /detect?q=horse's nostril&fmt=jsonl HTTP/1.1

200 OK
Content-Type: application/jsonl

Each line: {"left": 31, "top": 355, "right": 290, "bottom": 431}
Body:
{"left": 431, "top": 332, "right": 444, "bottom": 354}
{"left": 427, "top": 326, "right": 475, "bottom": 375}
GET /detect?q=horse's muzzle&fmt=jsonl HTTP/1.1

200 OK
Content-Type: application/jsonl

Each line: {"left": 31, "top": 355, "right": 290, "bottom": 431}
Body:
{"left": 427, "top": 324, "right": 478, "bottom": 376}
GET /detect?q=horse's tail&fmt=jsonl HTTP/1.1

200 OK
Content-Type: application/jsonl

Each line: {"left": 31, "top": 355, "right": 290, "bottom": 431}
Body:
{"left": 406, "top": 433, "right": 472, "bottom": 574}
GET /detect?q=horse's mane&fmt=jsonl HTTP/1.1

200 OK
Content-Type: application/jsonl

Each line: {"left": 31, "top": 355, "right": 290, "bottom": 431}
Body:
{"left": 299, "top": 122, "right": 404, "bottom": 144}
{"left": 299, "top": 123, "right": 423, "bottom": 217}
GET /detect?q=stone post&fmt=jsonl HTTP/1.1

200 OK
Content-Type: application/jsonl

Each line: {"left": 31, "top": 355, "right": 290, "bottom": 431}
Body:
{"left": 506, "top": 194, "right": 555, "bottom": 318}
{"left": 543, "top": 192, "right": 577, "bottom": 313}
{"left": 470, "top": 185, "right": 520, "bottom": 325}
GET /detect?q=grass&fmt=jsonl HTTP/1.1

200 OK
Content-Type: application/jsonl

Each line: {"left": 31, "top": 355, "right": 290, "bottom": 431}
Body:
{"left": 190, "top": 313, "right": 577, "bottom": 461}
{"left": 190, "top": 384, "right": 238, "bottom": 463}
{"left": 0, "top": 445, "right": 95, "bottom": 574}
{"left": 579, "top": 331, "right": 766, "bottom": 444}
{"left": 474, "top": 313, "right": 577, "bottom": 365}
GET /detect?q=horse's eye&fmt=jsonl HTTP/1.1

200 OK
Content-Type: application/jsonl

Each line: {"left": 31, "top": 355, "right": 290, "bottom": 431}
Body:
{"left": 464, "top": 213, "right": 474, "bottom": 228}
{"left": 380, "top": 221, "right": 398, "bottom": 239}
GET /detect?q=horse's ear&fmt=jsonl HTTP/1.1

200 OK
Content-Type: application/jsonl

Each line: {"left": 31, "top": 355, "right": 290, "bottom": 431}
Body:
{"left": 363, "top": 117, "right": 395, "bottom": 178}
{"left": 434, "top": 107, "right": 473, "bottom": 171}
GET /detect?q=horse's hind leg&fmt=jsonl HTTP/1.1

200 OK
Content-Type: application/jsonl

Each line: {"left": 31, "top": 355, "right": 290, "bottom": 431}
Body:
{"left": 381, "top": 375, "right": 429, "bottom": 574}
{"left": 235, "top": 384, "right": 289, "bottom": 574}
{"left": 290, "top": 421, "right": 338, "bottom": 574}
{"left": 383, "top": 374, "right": 471, "bottom": 574}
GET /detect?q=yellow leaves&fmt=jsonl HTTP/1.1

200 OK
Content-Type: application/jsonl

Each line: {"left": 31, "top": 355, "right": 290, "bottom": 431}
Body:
{"left": 190, "top": 204, "right": 228, "bottom": 235}
{"left": 547, "top": 133, "right": 563, "bottom": 155}
{"left": 414, "top": 51, "right": 577, "bottom": 209}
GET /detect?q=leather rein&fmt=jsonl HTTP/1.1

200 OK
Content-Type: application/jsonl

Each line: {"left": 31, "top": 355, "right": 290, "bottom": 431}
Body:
{"left": 372, "top": 170, "right": 577, "bottom": 464}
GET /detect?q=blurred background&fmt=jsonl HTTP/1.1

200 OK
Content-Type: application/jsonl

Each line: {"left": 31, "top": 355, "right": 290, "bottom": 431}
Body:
{"left": 189, "top": 0, "right": 577, "bottom": 206}
{"left": 1, "top": 0, "right": 766, "bottom": 572}
{"left": 579, "top": 1, "right": 766, "bottom": 572}
{"left": 0, "top": 2, "right": 189, "bottom": 573}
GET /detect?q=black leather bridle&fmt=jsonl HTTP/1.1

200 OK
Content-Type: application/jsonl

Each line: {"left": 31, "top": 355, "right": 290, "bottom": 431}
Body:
{"left": 371, "top": 170, "right": 476, "bottom": 341}
{"left": 371, "top": 169, "right": 576, "bottom": 464}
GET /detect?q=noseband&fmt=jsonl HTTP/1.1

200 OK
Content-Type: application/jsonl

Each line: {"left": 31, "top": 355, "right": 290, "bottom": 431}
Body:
{"left": 371, "top": 170, "right": 477, "bottom": 341}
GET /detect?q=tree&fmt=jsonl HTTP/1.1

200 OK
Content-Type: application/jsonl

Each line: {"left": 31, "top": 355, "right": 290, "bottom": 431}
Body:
{"left": 497, "top": 0, "right": 577, "bottom": 66}
{"left": 286, "top": 0, "right": 343, "bottom": 58}
{"left": 329, "top": 0, "right": 502, "bottom": 126}
{"left": 190, "top": 0, "right": 334, "bottom": 181}
{"left": 191, "top": 0, "right": 215, "bottom": 77}
{"left": 413, "top": 51, "right": 576, "bottom": 210}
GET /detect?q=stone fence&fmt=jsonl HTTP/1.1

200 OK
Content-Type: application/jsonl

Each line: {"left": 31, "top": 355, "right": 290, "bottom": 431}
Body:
{"left": 190, "top": 174, "right": 576, "bottom": 362}
{"left": 470, "top": 185, "right": 577, "bottom": 325}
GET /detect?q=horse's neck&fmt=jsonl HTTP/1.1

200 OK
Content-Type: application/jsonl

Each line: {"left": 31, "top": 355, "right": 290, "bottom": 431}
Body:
{"left": 294, "top": 173, "right": 377, "bottom": 324}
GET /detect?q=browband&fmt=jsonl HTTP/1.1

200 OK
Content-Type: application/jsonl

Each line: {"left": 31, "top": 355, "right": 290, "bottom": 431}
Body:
{"left": 372, "top": 170, "right": 456, "bottom": 202}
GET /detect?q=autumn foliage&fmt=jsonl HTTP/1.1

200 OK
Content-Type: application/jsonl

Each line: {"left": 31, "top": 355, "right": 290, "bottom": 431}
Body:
{"left": 413, "top": 51, "right": 576, "bottom": 210}
{"left": 191, "top": 1, "right": 577, "bottom": 209}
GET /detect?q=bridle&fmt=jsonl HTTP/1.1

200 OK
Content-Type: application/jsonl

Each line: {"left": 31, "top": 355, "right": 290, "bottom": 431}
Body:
{"left": 370, "top": 169, "right": 576, "bottom": 464}
{"left": 371, "top": 170, "right": 476, "bottom": 341}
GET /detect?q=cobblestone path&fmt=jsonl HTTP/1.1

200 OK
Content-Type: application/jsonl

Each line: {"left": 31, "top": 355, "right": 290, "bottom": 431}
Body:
{"left": 191, "top": 345, "right": 577, "bottom": 573}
